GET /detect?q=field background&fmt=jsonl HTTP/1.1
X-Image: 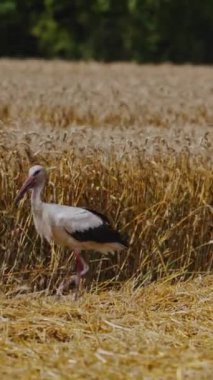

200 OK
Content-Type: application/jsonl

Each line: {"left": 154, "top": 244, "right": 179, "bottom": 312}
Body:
{"left": 0, "top": 60, "right": 213, "bottom": 379}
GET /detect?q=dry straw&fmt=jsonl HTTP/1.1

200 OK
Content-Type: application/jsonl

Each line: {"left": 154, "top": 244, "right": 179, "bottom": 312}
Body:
{"left": 0, "top": 276, "right": 212, "bottom": 379}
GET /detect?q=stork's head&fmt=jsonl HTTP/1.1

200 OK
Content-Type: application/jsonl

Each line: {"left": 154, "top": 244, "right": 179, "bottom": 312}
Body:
{"left": 15, "top": 165, "right": 47, "bottom": 204}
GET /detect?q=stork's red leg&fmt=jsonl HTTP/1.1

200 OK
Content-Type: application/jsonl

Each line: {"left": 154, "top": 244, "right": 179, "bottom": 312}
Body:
{"left": 56, "top": 250, "right": 89, "bottom": 298}
{"left": 74, "top": 250, "right": 89, "bottom": 299}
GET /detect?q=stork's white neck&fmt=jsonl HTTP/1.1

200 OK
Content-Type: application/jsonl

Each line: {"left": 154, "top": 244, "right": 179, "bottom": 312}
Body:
{"left": 31, "top": 184, "right": 43, "bottom": 210}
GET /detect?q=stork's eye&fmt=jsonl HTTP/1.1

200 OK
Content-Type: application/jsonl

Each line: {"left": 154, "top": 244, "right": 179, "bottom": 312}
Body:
{"left": 33, "top": 169, "right": 41, "bottom": 176}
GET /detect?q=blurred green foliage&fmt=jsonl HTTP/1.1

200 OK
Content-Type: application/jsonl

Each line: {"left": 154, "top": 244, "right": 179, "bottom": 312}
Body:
{"left": 0, "top": 0, "right": 213, "bottom": 62}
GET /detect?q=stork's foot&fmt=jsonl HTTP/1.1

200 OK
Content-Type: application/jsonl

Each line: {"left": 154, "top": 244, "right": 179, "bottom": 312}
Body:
{"left": 56, "top": 279, "right": 68, "bottom": 298}
{"left": 56, "top": 283, "right": 64, "bottom": 298}
{"left": 56, "top": 275, "right": 77, "bottom": 298}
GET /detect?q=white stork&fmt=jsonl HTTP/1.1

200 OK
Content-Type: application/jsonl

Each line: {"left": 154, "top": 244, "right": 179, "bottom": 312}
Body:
{"left": 15, "top": 165, "right": 128, "bottom": 297}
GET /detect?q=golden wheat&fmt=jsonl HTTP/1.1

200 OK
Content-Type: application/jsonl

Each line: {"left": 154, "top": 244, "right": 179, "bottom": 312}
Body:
{"left": 0, "top": 60, "right": 212, "bottom": 379}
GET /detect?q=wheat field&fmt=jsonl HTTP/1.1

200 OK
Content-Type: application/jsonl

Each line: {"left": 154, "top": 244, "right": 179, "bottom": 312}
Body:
{"left": 0, "top": 60, "right": 212, "bottom": 379}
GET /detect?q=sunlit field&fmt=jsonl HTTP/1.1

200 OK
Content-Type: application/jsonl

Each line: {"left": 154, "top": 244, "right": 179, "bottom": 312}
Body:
{"left": 0, "top": 60, "right": 212, "bottom": 379}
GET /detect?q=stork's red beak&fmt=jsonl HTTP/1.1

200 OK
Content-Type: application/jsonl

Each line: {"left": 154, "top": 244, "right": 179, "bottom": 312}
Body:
{"left": 15, "top": 175, "right": 35, "bottom": 204}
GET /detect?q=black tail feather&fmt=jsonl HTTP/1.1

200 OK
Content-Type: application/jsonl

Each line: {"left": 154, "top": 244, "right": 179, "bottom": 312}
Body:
{"left": 66, "top": 223, "right": 128, "bottom": 247}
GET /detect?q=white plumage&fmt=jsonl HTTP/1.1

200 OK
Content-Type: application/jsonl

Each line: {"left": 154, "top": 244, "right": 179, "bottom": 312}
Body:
{"left": 33, "top": 203, "right": 102, "bottom": 242}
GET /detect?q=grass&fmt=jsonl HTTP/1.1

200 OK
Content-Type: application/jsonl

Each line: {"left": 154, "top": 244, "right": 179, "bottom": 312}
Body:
{"left": 0, "top": 60, "right": 212, "bottom": 379}
{"left": 1, "top": 147, "right": 212, "bottom": 292}
{"left": 0, "top": 276, "right": 212, "bottom": 380}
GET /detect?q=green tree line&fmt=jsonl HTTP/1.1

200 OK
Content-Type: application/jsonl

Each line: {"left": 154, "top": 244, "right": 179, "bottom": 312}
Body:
{"left": 0, "top": 0, "right": 213, "bottom": 63}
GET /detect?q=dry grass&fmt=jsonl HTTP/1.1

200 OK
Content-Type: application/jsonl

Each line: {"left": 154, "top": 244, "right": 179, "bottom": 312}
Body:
{"left": 0, "top": 276, "right": 212, "bottom": 380}
{"left": 0, "top": 60, "right": 213, "bottom": 378}
{"left": 0, "top": 150, "right": 212, "bottom": 293}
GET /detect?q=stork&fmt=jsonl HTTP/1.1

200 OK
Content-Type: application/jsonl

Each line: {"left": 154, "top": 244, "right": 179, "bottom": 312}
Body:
{"left": 15, "top": 165, "right": 128, "bottom": 298}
